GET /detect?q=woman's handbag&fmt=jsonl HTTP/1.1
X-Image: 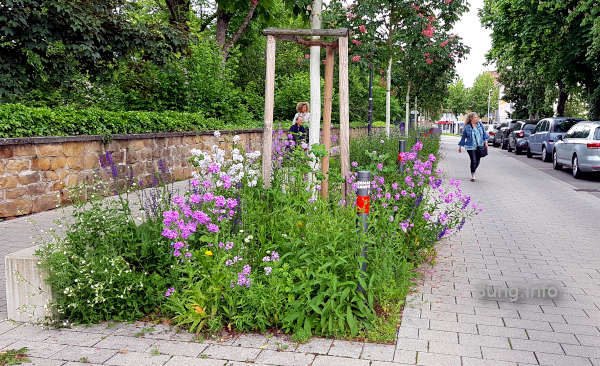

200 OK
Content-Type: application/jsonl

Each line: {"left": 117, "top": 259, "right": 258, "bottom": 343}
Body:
{"left": 478, "top": 144, "right": 488, "bottom": 157}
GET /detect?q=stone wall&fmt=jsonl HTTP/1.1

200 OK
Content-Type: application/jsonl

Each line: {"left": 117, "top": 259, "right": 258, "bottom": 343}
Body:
{"left": 0, "top": 127, "right": 372, "bottom": 218}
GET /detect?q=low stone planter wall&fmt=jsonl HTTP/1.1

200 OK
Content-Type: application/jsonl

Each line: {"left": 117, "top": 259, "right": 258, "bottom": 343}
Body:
{"left": 0, "top": 127, "right": 372, "bottom": 218}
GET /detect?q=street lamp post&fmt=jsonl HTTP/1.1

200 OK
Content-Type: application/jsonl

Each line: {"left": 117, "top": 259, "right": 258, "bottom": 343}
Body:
{"left": 487, "top": 88, "right": 493, "bottom": 124}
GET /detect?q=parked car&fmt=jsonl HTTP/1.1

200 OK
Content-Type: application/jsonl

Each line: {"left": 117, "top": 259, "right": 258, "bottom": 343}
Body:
{"left": 491, "top": 122, "right": 508, "bottom": 147}
{"left": 500, "top": 120, "right": 525, "bottom": 149}
{"left": 527, "top": 117, "right": 584, "bottom": 161}
{"left": 553, "top": 121, "right": 600, "bottom": 178}
{"left": 485, "top": 124, "right": 497, "bottom": 142}
{"left": 508, "top": 120, "right": 538, "bottom": 154}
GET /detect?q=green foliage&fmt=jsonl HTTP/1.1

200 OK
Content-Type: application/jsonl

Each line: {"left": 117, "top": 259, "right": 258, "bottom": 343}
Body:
{"left": 0, "top": 104, "right": 262, "bottom": 138}
{"left": 469, "top": 73, "right": 500, "bottom": 119}
{"left": 0, "top": 348, "right": 29, "bottom": 366}
{"left": 38, "top": 193, "right": 179, "bottom": 323}
{"left": 481, "top": 0, "right": 600, "bottom": 119}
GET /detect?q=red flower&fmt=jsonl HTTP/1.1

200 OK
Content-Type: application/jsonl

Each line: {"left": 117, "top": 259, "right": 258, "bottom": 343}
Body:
{"left": 422, "top": 24, "right": 435, "bottom": 38}
{"left": 444, "top": 0, "right": 453, "bottom": 4}
{"left": 428, "top": 15, "right": 436, "bottom": 22}
{"left": 440, "top": 40, "right": 449, "bottom": 47}
{"left": 358, "top": 24, "right": 367, "bottom": 33}
{"left": 425, "top": 58, "right": 433, "bottom": 64}
{"left": 352, "top": 39, "right": 362, "bottom": 46}
{"left": 352, "top": 55, "right": 362, "bottom": 62}
{"left": 424, "top": 52, "right": 430, "bottom": 57}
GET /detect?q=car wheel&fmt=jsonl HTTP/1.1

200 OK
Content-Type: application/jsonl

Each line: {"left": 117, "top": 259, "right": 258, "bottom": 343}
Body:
{"left": 526, "top": 148, "right": 532, "bottom": 158}
{"left": 572, "top": 155, "right": 582, "bottom": 179}
{"left": 542, "top": 146, "right": 551, "bottom": 162}
{"left": 553, "top": 150, "right": 562, "bottom": 170}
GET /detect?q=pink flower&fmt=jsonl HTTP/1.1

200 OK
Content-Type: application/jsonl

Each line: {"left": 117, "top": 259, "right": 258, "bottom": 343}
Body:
{"left": 444, "top": 0, "right": 453, "bottom": 4}
{"left": 422, "top": 24, "right": 435, "bottom": 38}
{"left": 352, "top": 55, "right": 362, "bottom": 62}
{"left": 352, "top": 39, "right": 362, "bottom": 46}
{"left": 358, "top": 24, "right": 367, "bottom": 33}
{"left": 426, "top": 58, "right": 433, "bottom": 64}
{"left": 440, "top": 39, "right": 449, "bottom": 47}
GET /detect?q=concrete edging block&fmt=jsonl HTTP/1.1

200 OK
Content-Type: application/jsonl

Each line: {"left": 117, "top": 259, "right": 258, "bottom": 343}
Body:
{"left": 5, "top": 245, "right": 53, "bottom": 323}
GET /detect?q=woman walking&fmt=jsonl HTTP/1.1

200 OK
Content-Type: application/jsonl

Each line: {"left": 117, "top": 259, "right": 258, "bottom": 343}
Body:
{"left": 458, "top": 112, "right": 489, "bottom": 181}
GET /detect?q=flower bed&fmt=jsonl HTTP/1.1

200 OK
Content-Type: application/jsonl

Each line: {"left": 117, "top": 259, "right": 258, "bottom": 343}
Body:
{"left": 38, "top": 130, "right": 479, "bottom": 342}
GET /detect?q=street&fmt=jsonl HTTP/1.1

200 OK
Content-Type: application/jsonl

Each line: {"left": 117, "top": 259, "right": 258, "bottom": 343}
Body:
{"left": 396, "top": 136, "right": 600, "bottom": 365}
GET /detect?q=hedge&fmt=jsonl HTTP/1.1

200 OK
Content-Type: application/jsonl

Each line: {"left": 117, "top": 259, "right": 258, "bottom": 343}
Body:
{"left": 0, "top": 104, "right": 264, "bottom": 138}
{"left": 0, "top": 104, "right": 379, "bottom": 138}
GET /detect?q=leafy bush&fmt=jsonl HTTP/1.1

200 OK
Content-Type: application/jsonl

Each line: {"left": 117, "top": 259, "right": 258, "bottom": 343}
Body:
{"left": 38, "top": 195, "right": 178, "bottom": 322}
{"left": 0, "top": 104, "right": 262, "bottom": 138}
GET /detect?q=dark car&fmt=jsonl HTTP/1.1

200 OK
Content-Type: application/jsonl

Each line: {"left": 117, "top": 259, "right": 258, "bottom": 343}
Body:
{"left": 491, "top": 122, "right": 508, "bottom": 147}
{"left": 500, "top": 120, "right": 524, "bottom": 149}
{"left": 508, "top": 120, "right": 538, "bottom": 154}
{"left": 527, "top": 117, "right": 584, "bottom": 162}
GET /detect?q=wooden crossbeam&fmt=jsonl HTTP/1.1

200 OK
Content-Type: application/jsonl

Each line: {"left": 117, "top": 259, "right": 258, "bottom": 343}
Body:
{"left": 263, "top": 28, "right": 349, "bottom": 38}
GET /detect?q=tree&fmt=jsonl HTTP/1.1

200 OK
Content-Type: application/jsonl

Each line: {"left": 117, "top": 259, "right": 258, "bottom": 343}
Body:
{"left": 446, "top": 79, "right": 469, "bottom": 118}
{"left": 481, "top": 0, "right": 600, "bottom": 119}
{"left": 469, "top": 72, "right": 499, "bottom": 119}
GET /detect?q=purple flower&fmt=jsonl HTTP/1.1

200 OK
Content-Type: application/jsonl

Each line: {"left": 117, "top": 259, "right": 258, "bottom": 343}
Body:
{"left": 164, "top": 287, "right": 175, "bottom": 297}
{"left": 351, "top": 161, "right": 359, "bottom": 168}
{"left": 270, "top": 251, "right": 280, "bottom": 261}
{"left": 207, "top": 223, "right": 219, "bottom": 233}
{"left": 439, "top": 212, "right": 448, "bottom": 225}
{"left": 190, "top": 194, "right": 202, "bottom": 204}
{"left": 185, "top": 252, "right": 192, "bottom": 258}
{"left": 214, "top": 195, "right": 226, "bottom": 207}
{"left": 208, "top": 162, "right": 220, "bottom": 174}
{"left": 163, "top": 210, "right": 179, "bottom": 226}
{"left": 462, "top": 196, "right": 471, "bottom": 209}
{"left": 438, "top": 227, "right": 448, "bottom": 240}
{"left": 191, "top": 179, "right": 199, "bottom": 187}
{"left": 225, "top": 242, "right": 234, "bottom": 250}
{"left": 242, "top": 264, "right": 251, "bottom": 275}
{"left": 172, "top": 195, "right": 185, "bottom": 206}
{"left": 376, "top": 163, "right": 383, "bottom": 171}
{"left": 158, "top": 159, "right": 168, "bottom": 174}
{"left": 263, "top": 256, "right": 271, "bottom": 262}
{"left": 202, "top": 192, "right": 214, "bottom": 202}
{"left": 227, "top": 198, "right": 238, "bottom": 209}
{"left": 423, "top": 212, "right": 431, "bottom": 221}
{"left": 202, "top": 180, "right": 212, "bottom": 189}
{"left": 162, "top": 229, "right": 178, "bottom": 240}
{"left": 172, "top": 241, "right": 185, "bottom": 250}
{"left": 391, "top": 182, "right": 399, "bottom": 190}
{"left": 414, "top": 195, "right": 423, "bottom": 207}
{"left": 192, "top": 210, "right": 211, "bottom": 225}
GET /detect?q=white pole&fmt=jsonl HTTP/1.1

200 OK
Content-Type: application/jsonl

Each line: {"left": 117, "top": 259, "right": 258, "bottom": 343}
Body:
{"left": 262, "top": 35, "right": 276, "bottom": 188}
{"left": 309, "top": 0, "right": 322, "bottom": 148}
{"left": 385, "top": 57, "right": 392, "bottom": 138}
{"left": 339, "top": 36, "right": 350, "bottom": 192}
{"left": 405, "top": 82, "right": 410, "bottom": 137}
{"left": 487, "top": 88, "right": 492, "bottom": 124}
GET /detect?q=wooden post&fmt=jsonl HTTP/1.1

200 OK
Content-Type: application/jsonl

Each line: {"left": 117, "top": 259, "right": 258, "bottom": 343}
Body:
{"left": 321, "top": 46, "right": 335, "bottom": 200}
{"left": 338, "top": 36, "right": 350, "bottom": 194}
{"left": 262, "top": 35, "right": 276, "bottom": 188}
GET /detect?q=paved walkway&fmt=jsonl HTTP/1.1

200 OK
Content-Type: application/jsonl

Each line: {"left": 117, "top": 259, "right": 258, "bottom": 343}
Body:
{"left": 1, "top": 136, "right": 600, "bottom": 365}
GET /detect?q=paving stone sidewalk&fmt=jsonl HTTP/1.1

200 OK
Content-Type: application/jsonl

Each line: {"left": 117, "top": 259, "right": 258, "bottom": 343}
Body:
{"left": 2, "top": 136, "right": 600, "bottom": 365}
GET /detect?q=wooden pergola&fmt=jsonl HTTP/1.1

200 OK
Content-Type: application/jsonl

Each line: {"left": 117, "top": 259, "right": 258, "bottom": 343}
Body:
{"left": 261, "top": 28, "right": 350, "bottom": 199}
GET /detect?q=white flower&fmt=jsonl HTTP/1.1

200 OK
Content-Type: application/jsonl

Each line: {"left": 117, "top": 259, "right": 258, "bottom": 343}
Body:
{"left": 214, "top": 131, "right": 221, "bottom": 138}
{"left": 233, "top": 135, "right": 241, "bottom": 144}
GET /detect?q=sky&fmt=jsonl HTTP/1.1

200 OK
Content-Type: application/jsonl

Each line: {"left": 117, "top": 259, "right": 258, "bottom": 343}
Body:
{"left": 452, "top": 0, "right": 494, "bottom": 87}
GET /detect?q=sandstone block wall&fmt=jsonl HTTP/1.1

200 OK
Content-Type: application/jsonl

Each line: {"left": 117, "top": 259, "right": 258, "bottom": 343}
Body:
{"left": 0, "top": 127, "right": 371, "bottom": 218}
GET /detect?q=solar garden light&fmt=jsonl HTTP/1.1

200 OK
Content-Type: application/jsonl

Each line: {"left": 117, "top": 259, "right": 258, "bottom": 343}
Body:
{"left": 355, "top": 171, "right": 371, "bottom": 289}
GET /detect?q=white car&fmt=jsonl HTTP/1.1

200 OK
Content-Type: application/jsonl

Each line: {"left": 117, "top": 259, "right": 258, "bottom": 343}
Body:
{"left": 553, "top": 121, "right": 600, "bottom": 178}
